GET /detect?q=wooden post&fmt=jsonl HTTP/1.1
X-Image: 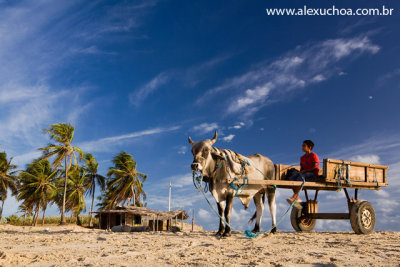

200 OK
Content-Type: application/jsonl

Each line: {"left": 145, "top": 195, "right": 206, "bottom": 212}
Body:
{"left": 181, "top": 212, "right": 183, "bottom": 230}
{"left": 168, "top": 181, "right": 172, "bottom": 211}
{"left": 152, "top": 216, "right": 155, "bottom": 232}
{"left": 107, "top": 214, "right": 110, "bottom": 231}
{"left": 191, "top": 209, "right": 194, "bottom": 232}
{"left": 156, "top": 215, "right": 159, "bottom": 232}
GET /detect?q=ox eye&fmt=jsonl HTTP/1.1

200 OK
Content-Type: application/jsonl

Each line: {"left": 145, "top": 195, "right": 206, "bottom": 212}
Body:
{"left": 202, "top": 148, "right": 209, "bottom": 157}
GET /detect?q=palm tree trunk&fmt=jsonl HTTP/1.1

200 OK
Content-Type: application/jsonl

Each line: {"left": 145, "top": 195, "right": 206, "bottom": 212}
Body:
{"left": 132, "top": 185, "right": 135, "bottom": 206}
{"left": 34, "top": 203, "right": 41, "bottom": 226}
{"left": 61, "top": 156, "right": 68, "bottom": 224}
{"left": 76, "top": 212, "right": 82, "bottom": 226}
{"left": 42, "top": 207, "right": 46, "bottom": 226}
{"left": 89, "top": 182, "right": 95, "bottom": 227}
{"left": 23, "top": 210, "right": 27, "bottom": 225}
{"left": 0, "top": 199, "right": 4, "bottom": 221}
{"left": 31, "top": 209, "right": 37, "bottom": 226}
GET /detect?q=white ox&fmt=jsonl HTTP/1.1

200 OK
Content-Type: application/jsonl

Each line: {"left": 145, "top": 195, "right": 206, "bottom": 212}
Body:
{"left": 189, "top": 131, "right": 277, "bottom": 237}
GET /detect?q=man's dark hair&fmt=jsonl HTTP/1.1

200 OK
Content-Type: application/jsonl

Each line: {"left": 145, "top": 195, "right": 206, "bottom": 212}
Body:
{"left": 303, "top": 140, "right": 314, "bottom": 150}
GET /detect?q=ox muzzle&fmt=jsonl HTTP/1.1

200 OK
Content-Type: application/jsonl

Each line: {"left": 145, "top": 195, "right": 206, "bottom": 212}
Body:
{"left": 191, "top": 161, "right": 202, "bottom": 171}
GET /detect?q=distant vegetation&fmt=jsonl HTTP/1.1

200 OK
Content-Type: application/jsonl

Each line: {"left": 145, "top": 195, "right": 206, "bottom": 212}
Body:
{"left": 3, "top": 214, "right": 99, "bottom": 227}
{"left": 0, "top": 122, "right": 147, "bottom": 227}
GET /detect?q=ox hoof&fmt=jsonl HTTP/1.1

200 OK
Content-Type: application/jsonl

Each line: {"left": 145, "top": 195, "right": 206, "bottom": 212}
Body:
{"left": 222, "top": 232, "right": 231, "bottom": 237}
{"left": 215, "top": 231, "right": 224, "bottom": 237}
{"left": 252, "top": 227, "right": 260, "bottom": 233}
{"left": 270, "top": 226, "right": 278, "bottom": 234}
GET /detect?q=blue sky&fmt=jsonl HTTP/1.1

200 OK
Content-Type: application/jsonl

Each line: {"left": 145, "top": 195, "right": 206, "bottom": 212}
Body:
{"left": 1, "top": 0, "right": 399, "bottom": 232}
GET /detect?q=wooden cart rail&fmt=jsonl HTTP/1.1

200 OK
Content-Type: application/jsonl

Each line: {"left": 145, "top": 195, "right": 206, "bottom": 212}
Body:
{"left": 230, "top": 179, "right": 388, "bottom": 191}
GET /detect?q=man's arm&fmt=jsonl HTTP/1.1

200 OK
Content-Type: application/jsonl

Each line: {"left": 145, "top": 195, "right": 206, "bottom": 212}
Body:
{"left": 300, "top": 162, "right": 318, "bottom": 173}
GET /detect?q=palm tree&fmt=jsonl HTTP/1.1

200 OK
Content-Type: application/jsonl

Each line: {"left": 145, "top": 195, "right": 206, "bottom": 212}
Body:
{"left": 0, "top": 152, "right": 18, "bottom": 221}
{"left": 83, "top": 153, "right": 106, "bottom": 227}
{"left": 65, "top": 167, "right": 87, "bottom": 225}
{"left": 17, "top": 159, "right": 58, "bottom": 226}
{"left": 39, "top": 123, "right": 84, "bottom": 224}
{"left": 106, "top": 152, "right": 147, "bottom": 207}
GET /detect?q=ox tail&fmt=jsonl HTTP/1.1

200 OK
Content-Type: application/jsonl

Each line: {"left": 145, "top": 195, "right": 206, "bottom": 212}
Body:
{"left": 248, "top": 193, "right": 265, "bottom": 224}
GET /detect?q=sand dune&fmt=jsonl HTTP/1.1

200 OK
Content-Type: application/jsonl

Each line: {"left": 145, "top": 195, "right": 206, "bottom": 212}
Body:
{"left": 0, "top": 224, "right": 399, "bottom": 266}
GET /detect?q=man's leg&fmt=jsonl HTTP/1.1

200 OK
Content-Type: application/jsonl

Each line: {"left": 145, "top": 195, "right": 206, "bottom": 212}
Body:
{"left": 287, "top": 173, "right": 305, "bottom": 208}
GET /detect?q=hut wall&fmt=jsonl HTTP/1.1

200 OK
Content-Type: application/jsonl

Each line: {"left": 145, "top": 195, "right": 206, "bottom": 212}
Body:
{"left": 148, "top": 220, "right": 168, "bottom": 231}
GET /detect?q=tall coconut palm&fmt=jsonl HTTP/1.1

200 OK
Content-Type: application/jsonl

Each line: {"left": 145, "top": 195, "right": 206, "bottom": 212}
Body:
{"left": 83, "top": 153, "right": 106, "bottom": 227}
{"left": 65, "top": 167, "right": 87, "bottom": 226}
{"left": 39, "top": 123, "right": 84, "bottom": 224}
{"left": 17, "top": 159, "right": 58, "bottom": 226}
{"left": 106, "top": 152, "right": 147, "bottom": 207}
{"left": 0, "top": 152, "right": 18, "bottom": 221}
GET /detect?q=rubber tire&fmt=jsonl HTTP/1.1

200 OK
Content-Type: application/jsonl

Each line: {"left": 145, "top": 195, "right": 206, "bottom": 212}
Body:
{"left": 350, "top": 200, "right": 375, "bottom": 234}
{"left": 290, "top": 204, "right": 317, "bottom": 232}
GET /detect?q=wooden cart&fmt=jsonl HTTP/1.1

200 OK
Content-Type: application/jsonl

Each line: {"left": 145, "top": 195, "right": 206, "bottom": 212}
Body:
{"left": 230, "top": 158, "right": 389, "bottom": 234}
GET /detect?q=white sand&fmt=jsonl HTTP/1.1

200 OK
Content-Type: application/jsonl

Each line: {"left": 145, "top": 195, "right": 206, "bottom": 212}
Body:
{"left": 0, "top": 224, "right": 399, "bottom": 266}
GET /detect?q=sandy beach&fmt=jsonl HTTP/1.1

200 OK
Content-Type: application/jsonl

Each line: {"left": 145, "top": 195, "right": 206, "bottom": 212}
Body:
{"left": 0, "top": 224, "right": 399, "bottom": 266}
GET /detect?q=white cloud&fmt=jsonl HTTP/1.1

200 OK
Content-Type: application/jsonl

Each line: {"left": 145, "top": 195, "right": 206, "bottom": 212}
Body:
{"left": 79, "top": 125, "right": 180, "bottom": 153}
{"left": 176, "top": 145, "right": 188, "bottom": 155}
{"left": 199, "top": 36, "right": 380, "bottom": 117}
{"left": 222, "top": 134, "right": 235, "bottom": 142}
{"left": 230, "top": 122, "right": 245, "bottom": 129}
{"left": 192, "top": 122, "right": 218, "bottom": 135}
{"left": 129, "top": 55, "right": 231, "bottom": 107}
{"left": 168, "top": 173, "right": 193, "bottom": 188}
{"left": 228, "top": 85, "right": 272, "bottom": 114}
{"left": 72, "top": 45, "right": 117, "bottom": 55}
{"left": 350, "top": 154, "right": 381, "bottom": 164}
{"left": 197, "top": 208, "right": 212, "bottom": 222}
{"left": 311, "top": 74, "right": 326, "bottom": 82}
{"left": 13, "top": 150, "right": 42, "bottom": 168}
{"left": 129, "top": 72, "right": 171, "bottom": 107}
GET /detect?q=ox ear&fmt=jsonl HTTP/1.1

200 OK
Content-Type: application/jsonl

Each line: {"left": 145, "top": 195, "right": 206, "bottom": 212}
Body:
{"left": 188, "top": 136, "right": 194, "bottom": 146}
{"left": 210, "top": 130, "right": 217, "bottom": 145}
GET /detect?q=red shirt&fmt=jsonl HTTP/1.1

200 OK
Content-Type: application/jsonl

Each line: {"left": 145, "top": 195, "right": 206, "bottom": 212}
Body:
{"left": 300, "top": 152, "right": 320, "bottom": 177}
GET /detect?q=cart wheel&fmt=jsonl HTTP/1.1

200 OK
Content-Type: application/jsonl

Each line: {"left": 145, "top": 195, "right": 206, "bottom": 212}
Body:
{"left": 350, "top": 200, "right": 375, "bottom": 234}
{"left": 290, "top": 204, "right": 317, "bottom": 232}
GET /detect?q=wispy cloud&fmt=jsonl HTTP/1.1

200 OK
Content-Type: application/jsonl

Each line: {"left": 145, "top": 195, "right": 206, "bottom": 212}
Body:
{"left": 129, "top": 55, "right": 231, "bottom": 107}
{"left": 191, "top": 122, "right": 219, "bottom": 135}
{"left": 377, "top": 68, "right": 400, "bottom": 87}
{"left": 72, "top": 46, "right": 118, "bottom": 55}
{"left": 229, "top": 122, "right": 245, "bottom": 130}
{"left": 198, "top": 36, "right": 380, "bottom": 117}
{"left": 350, "top": 154, "right": 381, "bottom": 164}
{"left": 222, "top": 134, "right": 235, "bottom": 142}
{"left": 79, "top": 125, "right": 181, "bottom": 152}
{"left": 176, "top": 145, "right": 188, "bottom": 155}
{"left": 129, "top": 72, "right": 171, "bottom": 107}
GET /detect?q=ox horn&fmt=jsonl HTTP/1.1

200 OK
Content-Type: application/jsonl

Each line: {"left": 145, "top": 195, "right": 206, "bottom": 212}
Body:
{"left": 210, "top": 130, "right": 217, "bottom": 145}
{"left": 188, "top": 136, "right": 194, "bottom": 146}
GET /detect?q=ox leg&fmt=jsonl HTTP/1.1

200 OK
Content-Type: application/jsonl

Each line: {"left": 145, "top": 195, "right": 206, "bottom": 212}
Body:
{"left": 222, "top": 194, "right": 234, "bottom": 237}
{"left": 252, "top": 192, "right": 264, "bottom": 233}
{"left": 216, "top": 202, "right": 225, "bottom": 236}
{"left": 266, "top": 187, "right": 277, "bottom": 233}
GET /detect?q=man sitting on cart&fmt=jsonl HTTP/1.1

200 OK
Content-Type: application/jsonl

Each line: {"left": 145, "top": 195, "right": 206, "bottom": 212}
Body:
{"left": 287, "top": 140, "right": 320, "bottom": 208}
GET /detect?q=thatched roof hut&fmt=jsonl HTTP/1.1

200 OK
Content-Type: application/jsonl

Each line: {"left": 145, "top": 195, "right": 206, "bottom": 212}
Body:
{"left": 94, "top": 206, "right": 188, "bottom": 231}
